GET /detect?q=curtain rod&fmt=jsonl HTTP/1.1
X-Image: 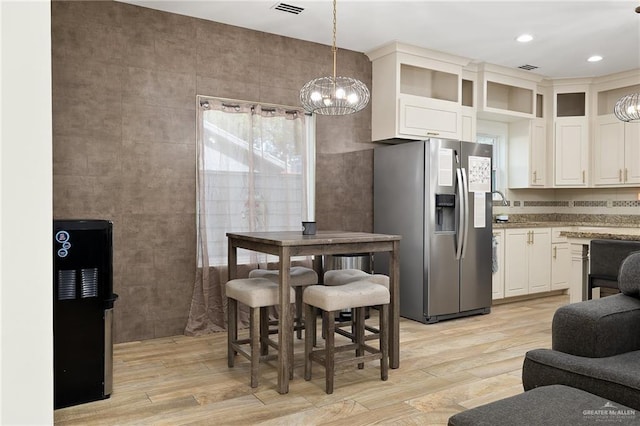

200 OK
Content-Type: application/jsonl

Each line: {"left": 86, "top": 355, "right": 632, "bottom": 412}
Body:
{"left": 198, "top": 95, "right": 311, "bottom": 116}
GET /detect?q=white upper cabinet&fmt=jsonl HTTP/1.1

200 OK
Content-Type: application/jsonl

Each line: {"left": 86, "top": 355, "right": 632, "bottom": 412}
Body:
{"left": 555, "top": 117, "right": 589, "bottom": 186}
{"left": 366, "top": 42, "right": 470, "bottom": 142}
{"left": 554, "top": 85, "right": 589, "bottom": 187}
{"left": 509, "top": 118, "right": 547, "bottom": 188}
{"left": 477, "top": 63, "right": 543, "bottom": 122}
{"left": 593, "top": 82, "right": 640, "bottom": 186}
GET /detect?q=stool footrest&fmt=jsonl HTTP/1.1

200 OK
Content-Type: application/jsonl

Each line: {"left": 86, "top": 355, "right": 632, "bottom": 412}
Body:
{"left": 309, "top": 344, "right": 382, "bottom": 364}
{"left": 334, "top": 325, "right": 381, "bottom": 341}
{"left": 230, "top": 342, "right": 279, "bottom": 364}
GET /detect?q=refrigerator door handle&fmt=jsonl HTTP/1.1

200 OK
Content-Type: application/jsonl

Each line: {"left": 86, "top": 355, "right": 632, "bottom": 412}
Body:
{"left": 460, "top": 167, "right": 470, "bottom": 259}
{"left": 455, "top": 167, "right": 465, "bottom": 260}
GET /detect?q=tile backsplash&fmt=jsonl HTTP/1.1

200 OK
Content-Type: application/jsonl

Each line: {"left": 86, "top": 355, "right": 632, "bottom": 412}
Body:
{"left": 493, "top": 188, "right": 640, "bottom": 216}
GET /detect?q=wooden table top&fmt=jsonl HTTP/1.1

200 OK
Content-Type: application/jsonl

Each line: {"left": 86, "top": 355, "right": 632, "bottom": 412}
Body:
{"left": 226, "top": 230, "right": 402, "bottom": 246}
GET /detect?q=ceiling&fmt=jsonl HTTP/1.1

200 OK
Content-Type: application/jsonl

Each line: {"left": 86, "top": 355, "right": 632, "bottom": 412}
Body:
{"left": 119, "top": 0, "right": 640, "bottom": 79}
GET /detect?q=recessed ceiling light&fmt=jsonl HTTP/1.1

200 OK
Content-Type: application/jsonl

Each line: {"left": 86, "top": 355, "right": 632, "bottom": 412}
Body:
{"left": 587, "top": 55, "right": 603, "bottom": 62}
{"left": 516, "top": 34, "right": 533, "bottom": 43}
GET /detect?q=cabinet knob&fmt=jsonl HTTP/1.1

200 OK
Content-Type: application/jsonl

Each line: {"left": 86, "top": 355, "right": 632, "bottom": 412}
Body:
{"left": 625, "top": 168, "right": 629, "bottom": 182}
{"left": 619, "top": 169, "right": 623, "bottom": 182}
{"left": 426, "top": 132, "right": 439, "bottom": 136}
{"left": 582, "top": 170, "right": 586, "bottom": 183}
{"left": 553, "top": 246, "right": 557, "bottom": 259}
{"left": 533, "top": 171, "right": 537, "bottom": 182}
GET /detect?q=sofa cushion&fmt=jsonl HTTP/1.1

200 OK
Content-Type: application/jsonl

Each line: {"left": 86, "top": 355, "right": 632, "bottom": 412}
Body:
{"left": 448, "top": 384, "right": 637, "bottom": 426}
{"left": 552, "top": 294, "right": 640, "bottom": 358}
{"left": 619, "top": 251, "right": 640, "bottom": 297}
{"left": 523, "top": 348, "right": 640, "bottom": 411}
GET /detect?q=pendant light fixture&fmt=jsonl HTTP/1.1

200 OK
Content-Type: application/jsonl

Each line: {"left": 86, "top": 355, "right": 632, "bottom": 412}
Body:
{"left": 614, "top": 93, "right": 640, "bottom": 122}
{"left": 614, "top": 4, "right": 640, "bottom": 122}
{"left": 299, "top": 0, "right": 370, "bottom": 115}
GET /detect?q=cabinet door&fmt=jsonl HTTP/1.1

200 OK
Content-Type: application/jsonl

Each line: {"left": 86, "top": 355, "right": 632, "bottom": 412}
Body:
{"left": 399, "top": 96, "right": 461, "bottom": 140}
{"left": 555, "top": 118, "right": 588, "bottom": 186}
{"left": 461, "top": 107, "right": 477, "bottom": 142}
{"left": 531, "top": 119, "right": 547, "bottom": 186}
{"left": 504, "top": 229, "right": 529, "bottom": 297}
{"left": 625, "top": 121, "right": 640, "bottom": 184}
{"left": 492, "top": 230, "right": 504, "bottom": 300}
{"left": 528, "top": 229, "right": 551, "bottom": 293}
{"left": 551, "top": 242, "right": 570, "bottom": 290}
{"left": 508, "top": 119, "right": 546, "bottom": 188}
{"left": 594, "top": 117, "right": 625, "bottom": 185}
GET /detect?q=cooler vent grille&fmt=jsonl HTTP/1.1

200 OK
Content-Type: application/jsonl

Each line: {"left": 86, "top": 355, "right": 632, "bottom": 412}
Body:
{"left": 58, "top": 270, "right": 77, "bottom": 300}
{"left": 81, "top": 268, "right": 99, "bottom": 298}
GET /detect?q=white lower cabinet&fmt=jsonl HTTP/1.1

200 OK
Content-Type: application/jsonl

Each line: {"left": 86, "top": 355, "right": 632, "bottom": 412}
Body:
{"left": 551, "top": 227, "right": 571, "bottom": 291}
{"left": 504, "top": 228, "right": 551, "bottom": 297}
{"left": 492, "top": 230, "right": 505, "bottom": 300}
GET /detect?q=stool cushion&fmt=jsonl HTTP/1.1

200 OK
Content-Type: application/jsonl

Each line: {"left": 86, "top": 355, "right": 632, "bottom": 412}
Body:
{"left": 448, "top": 385, "right": 636, "bottom": 426}
{"left": 226, "top": 277, "right": 295, "bottom": 308}
{"left": 324, "top": 269, "right": 389, "bottom": 288}
{"left": 303, "top": 281, "right": 390, "bottom": 312}
{"left": 249, "top": 266, "right": 318, "bottom": 287}
{"left": 324, "top": 269, "right": 370, "bottom": 285}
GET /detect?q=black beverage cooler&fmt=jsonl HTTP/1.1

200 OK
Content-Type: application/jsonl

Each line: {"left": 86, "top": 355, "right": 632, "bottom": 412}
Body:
{"left": 53, "top": 220, "right": 118, "bottom": 409}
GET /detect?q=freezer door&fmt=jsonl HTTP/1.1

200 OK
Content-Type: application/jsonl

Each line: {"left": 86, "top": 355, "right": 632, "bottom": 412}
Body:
{"left": 374, "top": 141, "right": 426, "bottom": 323}
{"left": 459, "top": 142, "right": 493, "bottom": 312}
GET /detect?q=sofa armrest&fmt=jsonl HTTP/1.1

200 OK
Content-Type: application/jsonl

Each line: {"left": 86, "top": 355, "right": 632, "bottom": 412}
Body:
{"left": 553, "top": 293, "right": 640, "bottom": 357}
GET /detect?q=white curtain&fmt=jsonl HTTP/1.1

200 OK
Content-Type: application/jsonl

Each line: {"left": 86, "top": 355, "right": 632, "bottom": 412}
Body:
{"left": 185, "top": 98, "right": 311, "bottom": 334}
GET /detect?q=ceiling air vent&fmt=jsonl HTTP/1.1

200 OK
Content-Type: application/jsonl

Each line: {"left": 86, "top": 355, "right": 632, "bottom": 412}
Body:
{"left": 273, "top": 3, "right": 304, "bottom": 15}
{"left": 518, "top": 64, "right": 539, "bottom": 71}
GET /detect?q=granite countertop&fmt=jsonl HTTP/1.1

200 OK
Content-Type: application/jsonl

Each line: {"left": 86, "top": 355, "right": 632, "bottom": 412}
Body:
{"left": 492, "top": 218, "right": 640, "bottom": 241}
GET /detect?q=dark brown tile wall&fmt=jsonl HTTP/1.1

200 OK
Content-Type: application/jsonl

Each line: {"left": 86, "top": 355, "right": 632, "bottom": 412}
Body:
{"left": 52, "top": 1, "right": 374, "bottom": 343}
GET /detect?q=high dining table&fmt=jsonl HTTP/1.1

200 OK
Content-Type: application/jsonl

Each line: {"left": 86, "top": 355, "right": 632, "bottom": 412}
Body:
{"left": 227, "top": 230, "right": 401, "bottom": 394}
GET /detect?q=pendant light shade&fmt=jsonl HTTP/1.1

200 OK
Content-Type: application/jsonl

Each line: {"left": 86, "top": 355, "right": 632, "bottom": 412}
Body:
{"left": 300, "top": 75, "right": 370, "bottom": 115}
{"left": 299, "top": 0, "right": 370, "bottom": 115}
{"left": 614, "top": 93, "right": 640, "bottom": 122}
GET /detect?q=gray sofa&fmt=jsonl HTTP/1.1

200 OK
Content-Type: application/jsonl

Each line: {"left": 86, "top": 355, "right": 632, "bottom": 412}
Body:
{"left": 522, "top": 250, "right": 640, "bottom": 410}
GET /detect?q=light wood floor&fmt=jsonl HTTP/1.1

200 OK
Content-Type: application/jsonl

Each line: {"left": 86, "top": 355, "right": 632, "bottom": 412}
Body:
{"left": 54, "top": 294, "right": 569, "bottom": 425}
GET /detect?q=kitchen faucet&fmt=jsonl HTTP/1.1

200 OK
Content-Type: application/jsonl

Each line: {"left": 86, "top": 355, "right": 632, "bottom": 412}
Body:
{"left": 492, "top": 190, "right": 509, "bottom": 206}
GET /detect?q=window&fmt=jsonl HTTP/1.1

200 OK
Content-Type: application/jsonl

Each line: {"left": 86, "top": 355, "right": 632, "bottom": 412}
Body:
{"left": 477, "top": 120, "right": 508, "bottom": 199}
{"left": 476, "top": 133, "right": 500, "bottom": 192}
{"left": 197, "top": 97, "right": 315, "bottom": 266}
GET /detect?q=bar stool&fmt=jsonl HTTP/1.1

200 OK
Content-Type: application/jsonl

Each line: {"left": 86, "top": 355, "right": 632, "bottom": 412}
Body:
{"left": 324, "top": 270, "right": 389, "bottom": 342}
{"left": 226, "top": 277, "right": 295, "bottom": 388}
{"left": 303, "top": 281, "right": 389, "bottom": 394}
{"left": 249, "top": 266, "right": 318, "bottom": 339}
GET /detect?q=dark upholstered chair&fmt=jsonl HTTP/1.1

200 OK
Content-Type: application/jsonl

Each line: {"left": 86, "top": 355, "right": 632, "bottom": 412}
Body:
{"left": 523, "top": 251, "right": 640, "bottom": 410}
{"left": 588, "top": 239, "right": 640, "bottom": 299}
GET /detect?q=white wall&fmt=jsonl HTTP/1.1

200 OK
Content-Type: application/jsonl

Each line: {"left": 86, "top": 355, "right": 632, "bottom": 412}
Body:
{"left": 1, "top": 1, "right": 53, "bottom": 424}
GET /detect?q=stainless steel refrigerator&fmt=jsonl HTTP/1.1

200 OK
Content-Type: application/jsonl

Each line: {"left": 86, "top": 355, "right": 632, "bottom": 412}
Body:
{"left": 373, "top": 139, "right": 493, "bottom": 323}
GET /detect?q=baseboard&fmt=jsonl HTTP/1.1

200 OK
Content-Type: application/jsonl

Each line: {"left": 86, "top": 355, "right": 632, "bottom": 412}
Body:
{"left": 492, "top": 290, "right": 568, "bottom": 305}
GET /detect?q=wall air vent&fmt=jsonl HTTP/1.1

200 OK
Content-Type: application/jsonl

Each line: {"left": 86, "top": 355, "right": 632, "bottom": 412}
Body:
{"left": 273, "top": 2, "right": 304, "bottom": 15}
{"left": 518, "top": 64, "right": 539, "bottom": 71}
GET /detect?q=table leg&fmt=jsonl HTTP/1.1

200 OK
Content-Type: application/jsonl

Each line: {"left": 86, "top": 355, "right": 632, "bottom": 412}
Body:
{"left": 389, "top": 241, "right": 400, "bottom": 369}
{"left": 312, "top": 255, "right": 323, "bottom": 284}
{"left": 228, "top": 242, "right": 238, "bottom": 281}
{"left": 277, "top": 247, "right": 292, "bottom": 394}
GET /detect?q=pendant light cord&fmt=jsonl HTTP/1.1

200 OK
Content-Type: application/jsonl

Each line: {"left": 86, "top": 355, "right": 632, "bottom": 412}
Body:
{"left": 332, "top": 0, "right": 337, "bottom": 80}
